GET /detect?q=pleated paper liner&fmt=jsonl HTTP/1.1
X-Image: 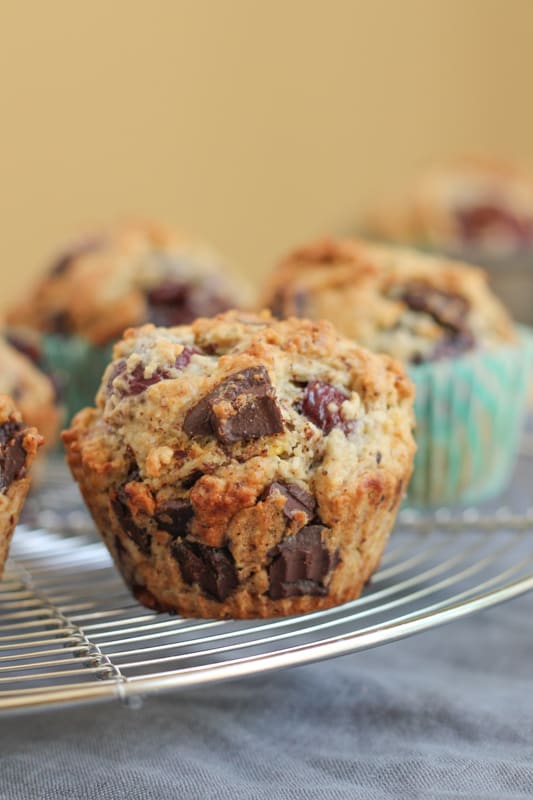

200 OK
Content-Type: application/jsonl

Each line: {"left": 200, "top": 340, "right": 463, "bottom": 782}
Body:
{"left": 42, "top": 333, "right": 113, "bottom": 425}
{"left": 407, "top": 327, "right": 533, "bottom": 507}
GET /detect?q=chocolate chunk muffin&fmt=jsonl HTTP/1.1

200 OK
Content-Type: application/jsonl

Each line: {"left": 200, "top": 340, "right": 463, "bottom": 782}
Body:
{"left": 0, "top": 396, "right": 43, "bottom": 578}
{"left": 366, "top": 157, "right": 533, "bottom": 324}
{"left": 264, "top": 238, "right": 530, "bottom": 507}
{"left": 7, "top": 219, "right": 246, "bottom": 421}
{"left": 0, "top": 337, "right": 60, "bottom": 450}
{"left": 367, "top": 157, "right": 533, "bottom": 258}
{"left": 63, "top": 311, "right": 415, "bottom": 618}
{"left": 264, "top": 237, "right": 516, "bottom": 364}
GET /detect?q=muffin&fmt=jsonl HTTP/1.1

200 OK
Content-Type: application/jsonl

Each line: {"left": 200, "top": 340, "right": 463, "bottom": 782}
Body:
{"left": 0, "top": 337, "right": 60, "bottom": 450}
{"left": 8, "top": 219, "right": 246, "bottom": 421}
{"left": 0, "top": 396, "right": 43, "bottom": 578}
{"left": 366, "top": 157, "right": 533, "bottom": 323}
{"left": 264, "top": 238, "right": 532, "bottom": 506}
{"left": 62, "top": 311, "right": 415, "bottom": 619}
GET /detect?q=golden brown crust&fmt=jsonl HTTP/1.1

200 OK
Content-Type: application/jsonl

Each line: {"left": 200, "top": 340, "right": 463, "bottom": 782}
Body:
{"left": 8, "top": 219, "right": 247, "bottom": 345}
{"left": 62, "top": 311, "right": 415, "bottom": 618}
{"left": 263, "top": 237, "right": 516, "bottom": 363}
{"left": 0, "top": 395, "right": 43, "bottom": 578}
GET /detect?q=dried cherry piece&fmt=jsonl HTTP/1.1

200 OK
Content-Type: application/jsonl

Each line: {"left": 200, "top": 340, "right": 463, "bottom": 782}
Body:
{"left": 300, "top": 381, "right": 355, "bottom": 435}
{"left": 126, "top": 363, "right": 171, "bottom": 396}
{"left": 108, "top": 347, "right": 202, "bottom": 397}
{"left": 456, "top": 204, "right": 533, "bottom": 247}
{"left": 174, "top": 346, "right": 203, "bottom": 370}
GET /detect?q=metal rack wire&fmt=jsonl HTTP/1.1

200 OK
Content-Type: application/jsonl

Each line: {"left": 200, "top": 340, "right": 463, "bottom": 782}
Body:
{"left": 2, "top": 443, "right": 532, "bottom": 714}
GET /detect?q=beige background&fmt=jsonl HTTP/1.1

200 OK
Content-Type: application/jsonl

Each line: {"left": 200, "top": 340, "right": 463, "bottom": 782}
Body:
{"left": 1, "top": 0, "right": 533, "bottom": 307}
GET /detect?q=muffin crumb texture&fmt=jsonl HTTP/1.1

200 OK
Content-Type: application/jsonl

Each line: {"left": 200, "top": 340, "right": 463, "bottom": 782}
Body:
{"left": 63, "top": 311, "right": 415, "bottom": 618}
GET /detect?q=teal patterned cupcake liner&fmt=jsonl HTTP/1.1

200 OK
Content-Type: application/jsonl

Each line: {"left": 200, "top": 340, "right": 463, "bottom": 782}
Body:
{"left": 41, "top": 334, "right": 114, "bottom": 425}
{"left": 407, "top": 327, "right": 533, "bottom": 508}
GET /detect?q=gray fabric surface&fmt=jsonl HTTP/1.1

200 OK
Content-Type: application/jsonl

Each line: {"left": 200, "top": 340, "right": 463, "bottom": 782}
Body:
{"left": 1, "top": 592, "right": 532, "bottom": 800}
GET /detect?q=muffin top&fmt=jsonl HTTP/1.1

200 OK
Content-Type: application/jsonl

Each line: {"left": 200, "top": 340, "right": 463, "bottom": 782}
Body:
{"left": 0, "top": 394, "right": 43, "bottom": 499}
{"left": 367, "top": 157, "right": 533, "bottom": 257}
{"left": 7, "top": 219, "right": 246, "bottom": 345}
{"left": 0, "top": 338, "right": 60, "bottom": 446}
{"left": 68, "top": 311, "right": 414, "bottom": 549}
{"left": 264, "top": 237, "right": 517, "bottom": 365}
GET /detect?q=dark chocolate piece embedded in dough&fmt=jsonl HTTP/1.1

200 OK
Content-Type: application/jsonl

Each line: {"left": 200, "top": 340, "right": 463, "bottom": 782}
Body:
{"left": 111, "top": 478, "right": 151, "bottom": 555}
{"left": 402, "top": 280, "right": 476, "bottom": 363}
{"left": 147, "top": 276, "right": 231, "bottom": 328}
{"left": 184, "top": 366, "right": 284, "bottom": 444}
{"left": 264, "top": 481, "right": 316, "bottom": 522}
{"left": 155, "top": 500, "right": 194, "bottom": 537}
{"left": 0, "top": 421, "right": 27, "bottom": 493}
{"left": 402, "top": 281, "right": 470, "bottom": 332}
{"left": 173, "top": 540, "right": 238, "bottom": 601}
{"left": 268, "top": 524, "right": 337, "bottom": 599}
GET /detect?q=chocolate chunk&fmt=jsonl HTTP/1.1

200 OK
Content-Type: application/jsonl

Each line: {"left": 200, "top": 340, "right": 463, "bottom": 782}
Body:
{"left": 49, "top": 235, "right": 108, "bottom": 277}
{"left": 0, "top": 421, "right": 27, "bottom": 493}
{"left": 147, "top": 279, "right": 231, "bottom": 327}
{"left": 301, "top": 381, "right": 355, "bottom": 435}
{"left": 264, "top": 482, "right": 316, "bottom": 522}
{"left": 402, "top": 281, "right": 470, "bottom": 331}
{"left": 147, "top": 281, "right": 190, "bottom": 326}
{"left": 181, "top": 470, "right": 204, "bottom": 490}
{"left": 173, "top": 540, "right": 238, "bottom": 601}
{"left": 268, "top": 525, "right": 337, "bottom": 600}
{"left": 402, "top": 280, "right": 476, "bottom": 363}
{"left": 184, "top": 366, "right": 284, "bottom": 444}
{"left": 111, "top": 478, "right": 150, "bottom": 554}
{"left": 156, "top": 500, "right": 193, "bottom": 537}
{"left": 183, "top": 394, "right": 213, "bottom": 438}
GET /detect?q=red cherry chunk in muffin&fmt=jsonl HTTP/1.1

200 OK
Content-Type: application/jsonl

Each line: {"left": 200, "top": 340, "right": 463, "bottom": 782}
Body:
{"left": 301, "top": 381, "right": 356, "bottom": 435}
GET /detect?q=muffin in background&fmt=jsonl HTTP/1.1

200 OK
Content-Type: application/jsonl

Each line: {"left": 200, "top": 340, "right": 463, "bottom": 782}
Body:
{"left": 7, "top": 219, "right": 247, "bottom": 421}
{"left": 0, "top": 395, "right": 43, "bottom": 578}
{"left": 0, "top": 337, "right": 61, "bottom": 451}
{"left": 366, "top": 156, "right": 533, "bottom": 323}
{"left": 264, "top": 237, "right": 531, "bottom": 507}
{"left": 63, "top": 311, "right": 415, "bottom": 619}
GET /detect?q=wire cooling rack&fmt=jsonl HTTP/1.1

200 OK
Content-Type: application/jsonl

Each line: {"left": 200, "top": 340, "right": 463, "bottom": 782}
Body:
{"left": 2, "top": 438, "right": 533, "bottom": 714}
